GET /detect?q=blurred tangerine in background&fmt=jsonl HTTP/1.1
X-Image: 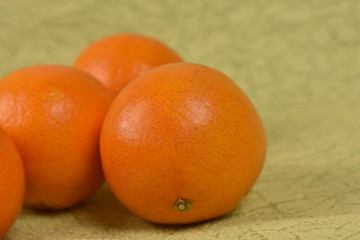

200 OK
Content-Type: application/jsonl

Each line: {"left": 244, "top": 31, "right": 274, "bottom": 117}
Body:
{"left": 74, "top": 33, "right": 183, "bottom": 95}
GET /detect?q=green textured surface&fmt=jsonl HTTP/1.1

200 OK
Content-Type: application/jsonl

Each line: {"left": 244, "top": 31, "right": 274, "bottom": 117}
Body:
{"left": 1, "top": 0, "right": 360, "bottom": 239}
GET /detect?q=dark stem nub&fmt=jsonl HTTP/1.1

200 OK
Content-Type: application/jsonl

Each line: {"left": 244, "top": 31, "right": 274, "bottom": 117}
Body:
{"left": 174, "top": 198, "right": 191, "bottom": 212}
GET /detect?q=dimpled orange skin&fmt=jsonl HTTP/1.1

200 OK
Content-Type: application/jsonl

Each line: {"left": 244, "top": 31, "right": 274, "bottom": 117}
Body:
{"left": 0, "top": 128, "right": 25, "bottom": 238}
{"left": 100, "top": 63, "right": 266, "bottom": 224}
{"left": 0, "top": 65, "right": 113, "bottom": 210}
{"left": 74, "top": 33, "right": 183, "bottom": 94}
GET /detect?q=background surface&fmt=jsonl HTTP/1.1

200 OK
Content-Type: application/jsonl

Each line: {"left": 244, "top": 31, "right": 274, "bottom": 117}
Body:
{"left": 1, "top": 0, "right": 359, "bottom": 239}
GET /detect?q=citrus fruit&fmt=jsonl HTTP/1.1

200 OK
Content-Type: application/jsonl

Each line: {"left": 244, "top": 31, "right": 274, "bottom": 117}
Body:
{"left": 74, "top": 33, "right": 183, "bottom": 94}
{"left": 100, "top": 63, "right": 266, "bottom": 224}
{"left": 0, "top": 65, "right": 113, "bottom": 210}
{"left": 0, "top": 128, "right": 25, "bottom": 238}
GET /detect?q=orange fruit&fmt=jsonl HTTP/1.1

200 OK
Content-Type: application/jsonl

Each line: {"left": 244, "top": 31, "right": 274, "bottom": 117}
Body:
{"left": 0, "top": 65, "right": 113, "bottom": 210}
{"left": 100, "top": 63, "right": 266, "bottom": 224}
{"left": 74, "top": 33, "right": 183, "bottom": 94}
{"left": 0, "top": 128, "right": 25, "bottom": 238}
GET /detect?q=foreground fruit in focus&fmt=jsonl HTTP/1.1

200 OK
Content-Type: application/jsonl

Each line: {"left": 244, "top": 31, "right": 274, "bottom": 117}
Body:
{"left": 74, "top": 33, "right": 183, "bottom": 94}
{"left": 100, "top": 63, "right": 266, "bottom": 224}
{"left": 0, "top": 128, "right": 25, "bottom": 238}
{"left": 0, "top": 65, "right": 113, "bottom": 210}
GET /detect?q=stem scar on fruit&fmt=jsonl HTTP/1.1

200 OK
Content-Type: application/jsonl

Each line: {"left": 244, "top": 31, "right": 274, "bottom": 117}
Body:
{"left": 174, "top": 198, "right": 191, "bottom": 211}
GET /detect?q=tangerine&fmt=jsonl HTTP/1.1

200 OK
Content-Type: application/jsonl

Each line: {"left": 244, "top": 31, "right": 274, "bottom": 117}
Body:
{"left": 74, "top": 33, "right": 183, "bottom": 94}
{"left": 0, "top": 128, "right": 25, "bottom": 238}
{"left": 100, "top": 63, "right": 266, "bottom": 224}
{"left": 0, "top": 65, "right": 113, "bottom": 210}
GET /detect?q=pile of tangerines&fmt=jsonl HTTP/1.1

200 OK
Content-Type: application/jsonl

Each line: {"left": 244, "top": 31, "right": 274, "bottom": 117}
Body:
{"left": 0, "top": 33, "right": 266, "bottom": 238}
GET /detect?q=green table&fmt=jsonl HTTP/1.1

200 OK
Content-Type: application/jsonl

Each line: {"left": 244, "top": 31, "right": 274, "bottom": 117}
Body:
{"left": 1, "top": 1, "right": 359, "bottom": 239}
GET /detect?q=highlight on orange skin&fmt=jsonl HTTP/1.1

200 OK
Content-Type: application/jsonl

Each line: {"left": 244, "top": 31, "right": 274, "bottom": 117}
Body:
{"left": 0, "top": 65, "right": 113, "bottom": 210}
{"left": 0, "top": 128, "right": 25, "bottom": 239}
{"left": 100, "top": 63, "right": 266, "bottom": 224}
{"left": 74, "top": 33, "right": 183, "bottom": 94}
